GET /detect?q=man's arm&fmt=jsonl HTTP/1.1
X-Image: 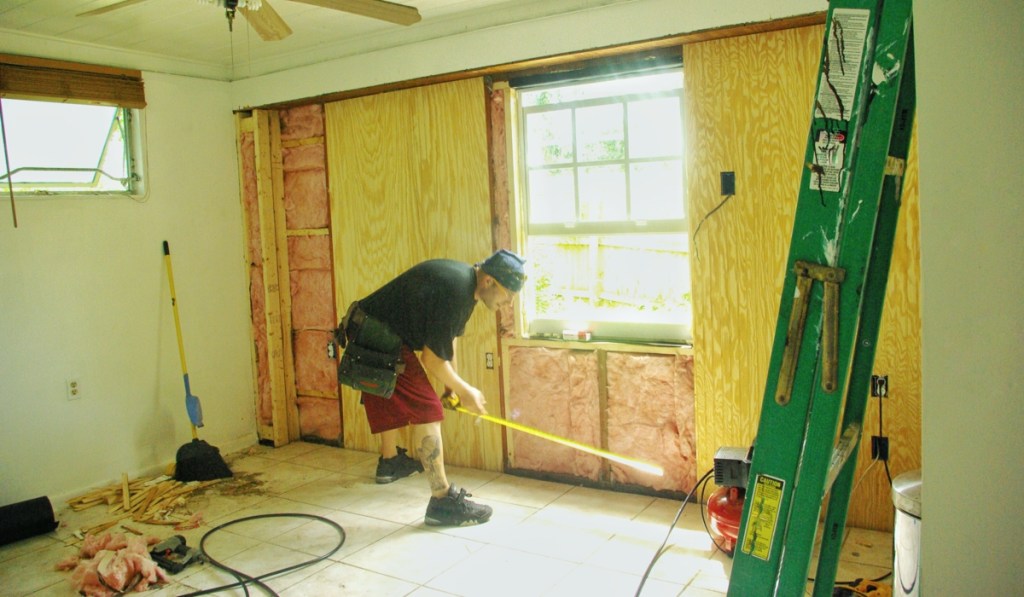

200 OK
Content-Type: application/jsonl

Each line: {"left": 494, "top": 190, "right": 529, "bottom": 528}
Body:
{"left": 420, "top": 345, "right": 487, "bottom": 415}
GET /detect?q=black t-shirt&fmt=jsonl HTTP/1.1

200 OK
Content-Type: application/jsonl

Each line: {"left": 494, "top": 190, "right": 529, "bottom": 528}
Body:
{"left": 358, "top": 259, "right": 477, "bottom": 361}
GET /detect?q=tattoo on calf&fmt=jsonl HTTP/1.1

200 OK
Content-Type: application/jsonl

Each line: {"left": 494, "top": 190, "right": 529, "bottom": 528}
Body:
{"left": 418, "top": 435, "right": 446, "bottom": 492}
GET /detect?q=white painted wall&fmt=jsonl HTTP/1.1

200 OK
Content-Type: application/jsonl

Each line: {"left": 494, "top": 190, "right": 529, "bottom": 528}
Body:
{"left": 0, "top": 73, "right": 257, "bottom": 505}
{"left": 915, "top": 1, "right": 1024, "bottom": 594}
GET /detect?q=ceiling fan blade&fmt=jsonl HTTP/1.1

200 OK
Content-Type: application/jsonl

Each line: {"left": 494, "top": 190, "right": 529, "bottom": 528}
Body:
{"left": 77, "top": 0, "right": 152, "bottom": 17}
{"left": 289, "top": 0, "right": 422, "bottom": 26}
{"left": 240, "top": 0, "right": 294, "bottom": 41}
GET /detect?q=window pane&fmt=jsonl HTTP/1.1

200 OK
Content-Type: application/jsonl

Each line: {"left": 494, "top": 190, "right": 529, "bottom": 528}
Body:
{"left": 0, "top": 99, "right": 136, "bottom": 194}
{"left": 576, "top": 103, "right": 624, "bottom": 162}
{"left": 525, "top": 109, "right": 573, "bottom": 166}
{"left": 628, "top": 97, "right": 682, "bottom": 158}
{"left": 578, "top": 164, "right": 626, "bottom": 221}
{"left": 528, "top": 168, "right": 576, "bottom": 224}
{"left": 517, "top": 67, "right": 688, "bottom": 342}
{"left": 630, "top": 160, "right": 684, "bottom": 220}
{"left": 527, "top": 233, "right": 691, "bottom": 324}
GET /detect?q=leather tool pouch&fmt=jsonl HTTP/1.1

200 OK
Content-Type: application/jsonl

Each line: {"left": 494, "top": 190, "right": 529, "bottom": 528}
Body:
{"left": 336, "top": 302, "right": 405, "bottom": 398}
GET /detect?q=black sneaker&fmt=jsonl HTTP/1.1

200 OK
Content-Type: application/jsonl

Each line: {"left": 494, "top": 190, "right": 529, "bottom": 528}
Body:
{"left": 375, "top": 447, "right": 424, "bottom": 484}
{"left": 424, "top": 485, "right": 493, "bottom": 526}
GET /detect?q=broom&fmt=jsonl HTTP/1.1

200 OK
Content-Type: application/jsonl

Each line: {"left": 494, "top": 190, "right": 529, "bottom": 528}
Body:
{"left": 163, "top": 241, "right": 232, "bottom": 482}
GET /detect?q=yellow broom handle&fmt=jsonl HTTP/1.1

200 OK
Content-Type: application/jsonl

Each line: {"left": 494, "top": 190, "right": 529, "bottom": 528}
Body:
{"left": 445, "top": 395, "right": 664, "bottom": 477}
{"left": 163, "top": 246, "right": 189, "bottom": 376}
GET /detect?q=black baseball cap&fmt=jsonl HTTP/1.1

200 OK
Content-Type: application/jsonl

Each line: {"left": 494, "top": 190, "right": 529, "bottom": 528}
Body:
{"left": 480, "top": 249, "right": 527, "bottom": 292}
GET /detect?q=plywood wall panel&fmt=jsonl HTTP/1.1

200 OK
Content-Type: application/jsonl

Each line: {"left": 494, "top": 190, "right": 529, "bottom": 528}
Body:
{"left": 686, "top": 27, "right": 824, "bottom": 479}
{"left": 327, "top": 78, "right": 503, "bottom": 470}
{"left": 685, "top": 25, "right": 922, "bottom": 530}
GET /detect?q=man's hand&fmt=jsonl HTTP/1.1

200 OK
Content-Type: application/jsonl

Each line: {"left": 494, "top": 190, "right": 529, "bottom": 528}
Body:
{"left": 460, "top": 386, "right": 488, "bottom": 415}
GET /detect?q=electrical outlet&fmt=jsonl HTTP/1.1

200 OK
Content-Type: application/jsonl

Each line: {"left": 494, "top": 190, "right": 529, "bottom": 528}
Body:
{"left": 66, "top": 378, "right": 82, "bottom": 400}
{"left": 871, "top": 436, "right": 889, "bottom": 461}
{"left": 871, "top": 374, "right": 889, "bottom": 398}
{"left": 721, "top": 171, "right": 736, "bottom": 196}
{"left": 485, "top": 352, "right": 494, "bottom": 369}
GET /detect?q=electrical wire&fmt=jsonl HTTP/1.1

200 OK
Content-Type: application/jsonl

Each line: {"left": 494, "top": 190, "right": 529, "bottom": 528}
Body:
{"left": 693, "top": 194, "right": 734, "bottom": 261}
{"left": 634, "top": 468, "right": 714, "bottom": 597}
{"left": 179, "top": 513, "right": 346, "bottom": 597}
{"left": 879, "top": 394, "right": 893, "bottom": 485}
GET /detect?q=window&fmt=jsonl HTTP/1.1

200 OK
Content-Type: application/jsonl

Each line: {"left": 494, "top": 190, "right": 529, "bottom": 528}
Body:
{"left": 0, "top": 99, "right": 142, "bottom": 195}
{"left": 513, "top": 69, "right": 691, "bottom": 343}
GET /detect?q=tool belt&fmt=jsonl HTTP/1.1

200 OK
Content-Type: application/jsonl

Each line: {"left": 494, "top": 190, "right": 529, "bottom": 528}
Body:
{"left": 334, "top": 301, "right": 405, "bottom": 399}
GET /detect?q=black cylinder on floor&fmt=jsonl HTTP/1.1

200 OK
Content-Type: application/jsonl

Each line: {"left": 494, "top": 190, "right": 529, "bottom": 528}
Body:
{"left": 0, "top": 496, "right": 58, "bottom": 546}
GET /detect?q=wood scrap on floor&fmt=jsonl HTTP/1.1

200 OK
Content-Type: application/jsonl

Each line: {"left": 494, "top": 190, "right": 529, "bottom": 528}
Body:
{"left": 67, "top": 474, "right": 221, "bottom": 530}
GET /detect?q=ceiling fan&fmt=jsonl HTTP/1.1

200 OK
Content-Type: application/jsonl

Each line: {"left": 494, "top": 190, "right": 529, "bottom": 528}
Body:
{"left": 77, "top": 0, "right": 422, "bottom": 41}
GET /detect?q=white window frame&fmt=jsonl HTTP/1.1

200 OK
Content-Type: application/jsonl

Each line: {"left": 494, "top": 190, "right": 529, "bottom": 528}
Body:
{"left": 0, "top": 98, "right": 146, "bottom": 198}
{"left": 510, "top": 67, "right": 691, "bottom": 344}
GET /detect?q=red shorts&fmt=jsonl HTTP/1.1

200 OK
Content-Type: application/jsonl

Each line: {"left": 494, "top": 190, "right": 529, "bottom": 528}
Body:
{"left": 361, "top": 345, "right": 445, "bottom": 434}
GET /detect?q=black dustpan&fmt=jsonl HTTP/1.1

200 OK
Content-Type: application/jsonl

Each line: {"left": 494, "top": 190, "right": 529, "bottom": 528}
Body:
{"left": 174, "top": 439, "right": 232, "bottom": 482}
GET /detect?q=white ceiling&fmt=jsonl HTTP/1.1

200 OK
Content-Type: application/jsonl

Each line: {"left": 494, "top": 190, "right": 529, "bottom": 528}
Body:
{"left": 0, "top": 0, "right": 637, "bottom": 81}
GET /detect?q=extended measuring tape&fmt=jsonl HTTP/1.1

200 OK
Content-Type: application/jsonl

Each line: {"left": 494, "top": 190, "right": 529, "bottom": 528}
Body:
{"left": 441, "top": 392, "right": 664, "bottom": 477}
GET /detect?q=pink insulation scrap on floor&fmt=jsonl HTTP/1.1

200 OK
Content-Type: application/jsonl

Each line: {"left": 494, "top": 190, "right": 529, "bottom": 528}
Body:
{"left": 507, "top": 347, "right": 603, "bottom": 480}
{"left": 57, "top": 532, "right": 167, "bottom": 597}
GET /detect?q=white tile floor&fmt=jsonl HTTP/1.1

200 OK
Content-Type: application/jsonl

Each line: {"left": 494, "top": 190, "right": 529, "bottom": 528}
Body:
{"left": 0, "top": 441, "right": 893, "bottom": 596}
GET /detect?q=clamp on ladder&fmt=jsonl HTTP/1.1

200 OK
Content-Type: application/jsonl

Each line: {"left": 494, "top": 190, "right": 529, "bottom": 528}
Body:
{"left": 775, "top": 261, "right": 846, "bottom": 406}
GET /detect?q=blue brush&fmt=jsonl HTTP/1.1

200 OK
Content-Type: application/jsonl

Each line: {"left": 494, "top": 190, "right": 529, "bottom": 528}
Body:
{"left": 164, "top": 241, "right": 205, "bottom": 435}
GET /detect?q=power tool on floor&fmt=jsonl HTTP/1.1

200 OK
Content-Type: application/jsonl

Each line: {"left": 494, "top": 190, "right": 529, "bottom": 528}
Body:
{"left": 149, "top": 534, "right": 204, "bottom": 574}
{"left": 833, "top": 577, "right": 892, "bottom": 597}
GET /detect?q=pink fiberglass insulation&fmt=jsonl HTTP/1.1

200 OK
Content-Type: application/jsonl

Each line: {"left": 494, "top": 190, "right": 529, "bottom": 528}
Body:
{"left": 507, "top": 346, "right": 603, "bottom": 480}
{"left": 240, "top": 131, "right": 273, "bottom": 427}
{"left": 605, "top": 352, "right": 696, "bottom": 492}
{"left": 250, "top": 272, "right": 273, "bottom": 425}
{"left": 280, "top": 104, "right": 325, "bottom": 140}
{"left": 66, "top": 533, "right": 167, "bottom": 596}
{"left": 282, "top": 144, "right": 328, "bottom": 230}
{"left": 487, "top": 88, "right": 515, "bottom": 337}
{"left": 297, "top": 395, "right": 341, "bottom": 441}
{"left": 289, "top": 269, "right": 334, "bottom": 330}
{"left": 287, "top": 235, "right": 332, "bottom": 270}
{"left": 293, "top": 329, "right": 337, "bottom": 395}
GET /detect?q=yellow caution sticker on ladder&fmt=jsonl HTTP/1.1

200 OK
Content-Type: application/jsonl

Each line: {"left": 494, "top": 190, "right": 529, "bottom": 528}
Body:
{"left": 740, "top": 474, "right": 785, "bottom": 561}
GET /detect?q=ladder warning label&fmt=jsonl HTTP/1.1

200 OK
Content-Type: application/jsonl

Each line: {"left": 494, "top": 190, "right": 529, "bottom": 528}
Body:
{"left": 810, "top": 8, "right": 869, "bottom": 193}
{"left": 740, "top": 474, "right": 785, "bottom": 561}
{"left": 816, "top": 9, "right": 870, "bottom": 122}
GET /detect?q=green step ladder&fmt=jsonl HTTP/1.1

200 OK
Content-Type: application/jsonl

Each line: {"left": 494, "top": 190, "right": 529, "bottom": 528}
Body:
{"left": 726, "top": 0, "right": 915, "bottom": 595}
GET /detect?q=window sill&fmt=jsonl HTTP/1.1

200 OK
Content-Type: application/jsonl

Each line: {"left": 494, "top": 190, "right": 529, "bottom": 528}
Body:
{"left": 502, "top": 336, "right": 693, "bottom": 356}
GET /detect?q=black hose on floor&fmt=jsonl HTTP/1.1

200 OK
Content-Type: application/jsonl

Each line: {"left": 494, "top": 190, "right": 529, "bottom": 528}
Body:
{"left": 179, "top": 513, "right": 346, "bottom": 597}
{"left": 634, "top": 468, "right": 715, "bottom": 597}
